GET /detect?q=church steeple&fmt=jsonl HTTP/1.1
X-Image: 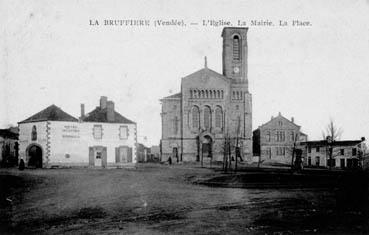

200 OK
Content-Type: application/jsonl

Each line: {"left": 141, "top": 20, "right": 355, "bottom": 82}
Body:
{"left": 204, "top": 56, "right": 208, "bottom": 68}
{"left": 222, "top": 27, "right": 248, "bottom": 85}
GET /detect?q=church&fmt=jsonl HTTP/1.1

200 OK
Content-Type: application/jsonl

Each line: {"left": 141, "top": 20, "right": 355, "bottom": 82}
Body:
{"left": 160, "top": 27, "right": 253, "bottom": 163}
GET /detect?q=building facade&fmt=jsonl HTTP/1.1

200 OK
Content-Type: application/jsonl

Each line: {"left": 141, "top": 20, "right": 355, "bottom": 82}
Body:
{"left": 253, "top": 113, "right": 308, "bottom": 165}
{"left": 18, "top": 97, "right": 137, "bottom": 168}
{"left": 161, "top": 27, "right": 253, "bottom": 162}
{"left": 301, "top": 139, "right": 365, "bottom": 169}
{"left": 0, "top": 128, "right": 19, "bottom": 167}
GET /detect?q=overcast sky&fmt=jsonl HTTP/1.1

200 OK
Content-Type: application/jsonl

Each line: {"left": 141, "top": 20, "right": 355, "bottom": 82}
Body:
{"left": 1, "top": 0, "right": 369, "bottom": 146}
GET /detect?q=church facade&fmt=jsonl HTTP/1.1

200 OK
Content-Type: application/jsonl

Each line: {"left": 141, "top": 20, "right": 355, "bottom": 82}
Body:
{"left": 160, "top": 27, "right": 252, "bottom": 162}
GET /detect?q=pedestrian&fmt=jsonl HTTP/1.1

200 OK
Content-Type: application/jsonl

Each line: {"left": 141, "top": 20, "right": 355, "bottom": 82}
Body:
{"left": 19, "top": 159, "right": 25, "bottom": 171}
{"left": 168, "top": 156, "right": 172, "bottom": 165}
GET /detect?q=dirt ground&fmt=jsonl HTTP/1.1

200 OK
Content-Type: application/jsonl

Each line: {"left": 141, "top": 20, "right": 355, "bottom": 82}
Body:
{"left": 0, "top": 164, "right": 368, "bottom": 234}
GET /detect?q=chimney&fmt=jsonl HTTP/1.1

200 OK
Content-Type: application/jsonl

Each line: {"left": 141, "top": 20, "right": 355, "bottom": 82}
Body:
{"left": 107, "top": 101, "right": 115, "bottom": 122}
{"left": 80, "top": 104, "right": 85, "bottom": 118}
{"left": 291, "top": 117, "right": 294, "bottom": 123}
{"left": 100, "top": 96, "right": 108, "bottom": 109}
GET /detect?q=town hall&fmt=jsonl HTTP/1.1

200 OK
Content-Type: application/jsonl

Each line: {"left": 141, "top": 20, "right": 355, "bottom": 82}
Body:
{"left": 160, "top": 27, "right": 253, "bottom": 163}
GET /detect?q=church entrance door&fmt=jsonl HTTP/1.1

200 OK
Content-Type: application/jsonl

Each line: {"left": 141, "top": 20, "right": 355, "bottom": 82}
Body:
{"left": 201, "top": 136, "right": 213, "bottom": 159}
{"left": 172, "top": 147, "right": 178, "bottom": 162}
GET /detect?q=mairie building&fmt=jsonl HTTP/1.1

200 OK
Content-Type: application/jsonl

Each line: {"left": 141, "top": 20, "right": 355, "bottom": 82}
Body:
{"left": 160, "top": 27, "right": 253, "bottom": 163}
{"left": 18, "top": 96, "right": 137, "bottom": 168}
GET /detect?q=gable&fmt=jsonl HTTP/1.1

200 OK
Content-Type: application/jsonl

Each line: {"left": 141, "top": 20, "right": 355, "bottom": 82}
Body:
{"left": 259, "top": 115, "right": 300, "bottom": 130}
{"left": 19, "top": 105, "right": 78, "bottom": 124}
{"left": 181, "top": 68, "right": 230, "bottom": 89}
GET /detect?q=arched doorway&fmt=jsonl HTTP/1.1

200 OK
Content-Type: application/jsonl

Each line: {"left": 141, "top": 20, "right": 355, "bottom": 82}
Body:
{"left": 27, "top": 145, "right": 43, "bottom": 168}
{"left": 202, "top": 135, "right": 213, "bottom": 159}
{"left": 172, "top": 147, "right": 178, "bottom": 163}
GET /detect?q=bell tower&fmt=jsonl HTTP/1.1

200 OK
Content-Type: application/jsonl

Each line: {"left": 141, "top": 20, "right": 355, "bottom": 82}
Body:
{"left": 222, "top": 27, "right": 248, "bottom": 87}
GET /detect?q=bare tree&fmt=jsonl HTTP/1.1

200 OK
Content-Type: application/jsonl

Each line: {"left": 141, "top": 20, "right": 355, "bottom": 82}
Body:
{"left": 289, "top": 132, "right": 300, "bottom": 170}
{"left": 222, "top": 132, "right": 231, "bottom": 173}
{"left": 322, "top": 118, "right": 343, "bottom": 169}
{"left": 322, "top": 118, "right": 343, "bottom": 141}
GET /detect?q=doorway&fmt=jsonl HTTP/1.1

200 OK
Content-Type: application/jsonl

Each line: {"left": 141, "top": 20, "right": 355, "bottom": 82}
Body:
{"left": 202, "top": 136, "right": 212, "bottom": 159}
{"left": 27, "top": 145, "right": 43, "bottom": 168}
{"left": 89, "top": 146, "right": 107, "bottom": 167}
{"left": 172, "top": 147, "right": 178, "bottom": 162}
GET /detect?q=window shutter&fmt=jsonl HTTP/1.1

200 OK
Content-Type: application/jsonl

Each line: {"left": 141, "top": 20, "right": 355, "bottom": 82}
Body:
{"left": 128, "top": 147, "right": 133, "bottom": 163}
{"left": 115, "top": 147, "right": 119, "bottom": 163}
{"left": 102, "top": 147, "right": 107, "bottom": 168}
{"left": 89, "top": 147, "right": 94, "bottom": 166}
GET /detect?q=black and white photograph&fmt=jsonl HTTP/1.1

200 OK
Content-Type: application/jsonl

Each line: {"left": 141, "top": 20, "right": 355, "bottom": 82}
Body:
{"left": 1, "top": 0, "right": 369, "bottom": 234}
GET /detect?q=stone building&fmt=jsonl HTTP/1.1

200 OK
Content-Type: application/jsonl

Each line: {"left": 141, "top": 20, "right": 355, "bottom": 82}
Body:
{"left": 18, "top": 96, "right": 137, "bottom": 168}
{"left": 300, "top": 139, "right": 365, "bottom": 169}
{"left": 253, "top": 112, "right": 307, "bottom": 165}
{"left": 160, "top": 27, "right": 253, "bottom": 162}
{"left": 0, "top": 128, "right": 19, "bottom": 167}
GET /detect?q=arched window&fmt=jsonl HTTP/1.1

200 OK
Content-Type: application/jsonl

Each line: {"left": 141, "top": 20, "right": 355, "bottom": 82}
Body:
{"left": 205, "top": 90, "right": 208, "bottom": 98}
{"left": 209, "top": 90, "right": 212, "bottom": 99}
{"left": 233, "top": 35, "right": 240, "bottom": 60}
{"left": 31, "top": 125, "right": 37, "bottom": 141}
{"left": 221, "top": 90, "right": 224, "bottom": 98}
{"left": 215, "top": 106, "right": 223, "bottom": 128}
{"left": 190, "top": 90, "right": 193, "bottom": 98}
{"left": 201, "top": 90, "right": 205, "bottom": 98}
{"left": 192, "top": 106, "right": 200, "bottom": 129}
{"left": 217, "top": 90, "right": 220, "bottom": 98}
{"left": 204, "top": 106, "right": 211, "bottom": 130}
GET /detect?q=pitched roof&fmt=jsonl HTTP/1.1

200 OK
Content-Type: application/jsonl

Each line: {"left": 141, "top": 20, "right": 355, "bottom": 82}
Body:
{"left": 0, "top": 129, "right": 18, "bottom": 139}
{"left": 19, "top": 105, "right": 78, "bottom": 124}
{"left": 162, "top": 92, "right": 182, "bottom": 100}
{"left": 301, "top": 140, "right": 362, "bottom": 147}
{"left": 257, "top": 113, "right": 301, "bottom": 130}
{"left": 182, "top": 67, "right": 229, "bottom": 82}
{"left": 82, "top": 107, "right": 135, "bottom": 124}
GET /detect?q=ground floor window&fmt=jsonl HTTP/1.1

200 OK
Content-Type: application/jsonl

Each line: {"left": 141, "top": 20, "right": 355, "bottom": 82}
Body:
{"left": 340, "top": 158, "right": 345, "bottom": 168}
{"left": 327, "top": 158, "right": 336, "bottom": 167}
{"left": 308, "top": 157, "right": 311, "bottom": 166}
{"left": 315, "top": 156, "right": 320, "bottom": 166}
{"left": 115, "top": 146, "right": 133, "bottom": 163}
{"left": 276, "top": 147, "right": 285, "bottom": 156}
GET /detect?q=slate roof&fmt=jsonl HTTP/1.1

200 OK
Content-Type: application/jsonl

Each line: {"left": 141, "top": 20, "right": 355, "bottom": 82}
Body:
{"left": 182, "top": 67, "right": 229, "bottom": 82}
{"left": 19, "top": 105, "right": 78, "bottom": 124}
{"left": 0, "top": 129, "right": 18, "bottom": 139}
{"left": 257, "top": 113, "right": 301, "bottom": 129}
{"left": 300, "top": 140, "right": 362, "bottom": 147}
{"left": 162, "top": 93, "right": 182, "bottom": 100}
{"left": 82, "top": 107, "right": 136, "bottom": 124}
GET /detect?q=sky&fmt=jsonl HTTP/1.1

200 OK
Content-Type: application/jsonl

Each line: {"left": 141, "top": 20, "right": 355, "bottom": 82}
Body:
{"left": 1, "top": 0, "right": 369, "bottom": 146}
